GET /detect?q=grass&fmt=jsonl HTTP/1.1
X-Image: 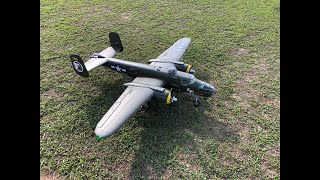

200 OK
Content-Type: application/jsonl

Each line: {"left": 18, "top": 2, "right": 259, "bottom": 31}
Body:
{"left": 40, "top": 0, "right": 280, "bottom": 179}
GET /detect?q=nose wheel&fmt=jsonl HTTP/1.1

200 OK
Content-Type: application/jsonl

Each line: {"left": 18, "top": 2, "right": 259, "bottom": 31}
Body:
{"left": 193, "top": 98, "right": 201, "bottom": 107}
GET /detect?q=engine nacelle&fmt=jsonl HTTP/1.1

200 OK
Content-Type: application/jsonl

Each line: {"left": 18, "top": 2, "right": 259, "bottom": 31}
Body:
{"left": 147, "top": 59, "right": 195, "bottom": 74}
{"left": 153, "top": 89, "right": 177, "bottom": 104}
{"left": 175, "top": 63, "right": 195, "bottom": 74}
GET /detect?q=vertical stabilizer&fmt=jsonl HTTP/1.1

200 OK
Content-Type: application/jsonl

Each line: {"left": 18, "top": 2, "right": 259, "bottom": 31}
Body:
{"left": 70, "top": 54, "right": 89, "bottom": 77}
{"left": 109, "top": 32, "right": 123, "bottom": 52}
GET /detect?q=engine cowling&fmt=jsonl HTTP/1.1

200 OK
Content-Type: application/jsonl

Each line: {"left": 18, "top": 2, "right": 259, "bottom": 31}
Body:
{"left": 174, "top": 63, "right": 195, "bottom": 74}
{"left": 147, "top": 59, "right": 195, "bottom": 74}
{"left": 153, "top": 89, "right": 177, "bottom": 104}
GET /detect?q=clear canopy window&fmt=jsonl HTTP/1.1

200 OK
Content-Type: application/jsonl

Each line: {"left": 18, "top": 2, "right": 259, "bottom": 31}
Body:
{"left": 181, "top": 74, "right": 196, "bottom": 85}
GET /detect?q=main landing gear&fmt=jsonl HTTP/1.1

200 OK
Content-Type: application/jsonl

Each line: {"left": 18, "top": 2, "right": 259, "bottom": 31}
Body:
{"left": 193, "top": 98, "right": 201, "bottom": 107}
{"left": 143, "top": 102, "right": 150, "bottom": 108}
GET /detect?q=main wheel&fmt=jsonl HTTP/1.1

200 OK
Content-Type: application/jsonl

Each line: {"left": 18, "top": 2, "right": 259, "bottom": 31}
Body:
{"left": 143, "top": 102, "right": 150, "bottom": 108}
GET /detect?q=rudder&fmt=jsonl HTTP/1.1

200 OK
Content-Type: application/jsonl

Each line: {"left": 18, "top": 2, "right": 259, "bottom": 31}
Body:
{"left": 109, "top": 32, "right": 123, "bottom": 52}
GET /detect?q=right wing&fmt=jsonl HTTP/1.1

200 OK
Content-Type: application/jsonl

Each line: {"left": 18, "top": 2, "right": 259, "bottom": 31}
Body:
{"left": 153, "top": 37, "right": 191, "bottom": 66}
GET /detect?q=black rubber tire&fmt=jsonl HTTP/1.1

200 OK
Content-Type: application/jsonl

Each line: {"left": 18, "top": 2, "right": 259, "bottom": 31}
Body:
{"left": 194, "top": 99, "right": 200, "bottom": 107}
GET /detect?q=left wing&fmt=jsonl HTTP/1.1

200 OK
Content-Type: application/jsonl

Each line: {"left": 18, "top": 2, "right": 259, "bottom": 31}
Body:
{"left": 94, "top": 78, "right": 159, "bottom": 138}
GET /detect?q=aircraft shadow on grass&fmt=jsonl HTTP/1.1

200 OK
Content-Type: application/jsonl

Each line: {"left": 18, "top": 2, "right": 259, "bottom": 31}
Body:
{"left": 82, "top": 71, "right": 240, "bottom": 178}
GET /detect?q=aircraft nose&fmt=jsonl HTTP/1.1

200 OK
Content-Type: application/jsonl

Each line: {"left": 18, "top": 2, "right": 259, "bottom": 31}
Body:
{"left": 196, "top": 80, "right": 216, "bottom": 97}
{"left": 208, "top": 84, "right": 216, "bottom": 95}
{"left": 206, "top": 84, "right": 216, "bottom": 96}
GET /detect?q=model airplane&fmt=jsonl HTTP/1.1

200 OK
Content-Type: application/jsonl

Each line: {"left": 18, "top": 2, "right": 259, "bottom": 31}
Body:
{"left": 70, "top": 32, "right": 216, "bottom": 139}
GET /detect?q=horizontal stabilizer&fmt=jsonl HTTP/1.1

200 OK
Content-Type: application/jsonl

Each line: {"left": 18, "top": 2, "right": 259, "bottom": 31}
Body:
{"left": 84, "top": 47, "right": 116, "bottom": 71}
{"left": 70, "top": 32, "right": 123, "bottom": 77}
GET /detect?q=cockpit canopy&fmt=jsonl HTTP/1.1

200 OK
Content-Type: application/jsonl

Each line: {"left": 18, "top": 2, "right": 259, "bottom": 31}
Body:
{"left": 181, "top": 74, "right": 197, "bottom": 85}
{"left": 168, "top": 67, "right": 177, "bottom": 75}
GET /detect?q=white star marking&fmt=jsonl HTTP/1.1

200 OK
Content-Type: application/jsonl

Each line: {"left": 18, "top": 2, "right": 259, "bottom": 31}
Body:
{"left": 115, "top": 65, "right": 122, "bottom": 72}
{"left": 111, "top": 65, "right": 126, "bottom": 73}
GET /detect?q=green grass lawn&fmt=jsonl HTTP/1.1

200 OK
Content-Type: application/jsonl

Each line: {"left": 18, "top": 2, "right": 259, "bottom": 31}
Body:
{"left": 40, "top": 0, "right": 280, "bottom": 179}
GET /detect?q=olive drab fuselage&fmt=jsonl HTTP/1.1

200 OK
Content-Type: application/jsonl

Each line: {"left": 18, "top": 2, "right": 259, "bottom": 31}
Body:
{"left": 103, "top": 58, "right": 215, "bottom": 97}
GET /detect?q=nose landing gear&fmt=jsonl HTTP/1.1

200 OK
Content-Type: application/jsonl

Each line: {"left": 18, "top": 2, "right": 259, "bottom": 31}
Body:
{"left": 142, "top": 102, "right": 150, "bottom": 108}
{"left": 193, "top": 98, "right": 201, "bottom": 107}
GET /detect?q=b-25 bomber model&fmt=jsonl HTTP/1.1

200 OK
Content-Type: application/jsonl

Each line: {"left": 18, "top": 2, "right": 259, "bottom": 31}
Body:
{"left": 70, "top": 32, "right": 216, "bottom": 139}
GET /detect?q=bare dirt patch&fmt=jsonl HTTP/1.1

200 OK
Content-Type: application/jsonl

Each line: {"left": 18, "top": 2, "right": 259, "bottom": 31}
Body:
{"left": 222, "top": 143, "right": 250, "bottom": 164}
{"left": 176, "top": 153, "right": 201, "bottom": 172}
{"left": 228, "top": 48, "right": 249, "bottom": 56}
{"left": 227, "top": 52, "right": 280, "bottom": 178}
{"left": 231, "top": 89, "right": 262, "bottom": 109}
{"left": 262, "top": 161, "right": 278, "bottom": 179}
{"left": 120, "top": 12, "right": 132, "bottom": 21}
{"left": 140, "top": 163, "right": 157, "bottom": 180}
{"left": 232, "top": 148, "right": 249, "bottom": 161}
{"left": 240, "top": 60, "right": 271, "bottom": 84}
{"left": 266, "top": 98, "right": 280, "bottom": 107}
{"left": 161, "top": 168, "right": 173, "bottom": 179}
{"left": 230, "top": 55, "right": 274, "bottom": 108}
{"left": 111, "top": 155, "right": 134, "bottom": 179}
{"left": 234, "top": 125, "right": 255, "bottom": 144}
{"left": 228, "top": 48, "right": 259, "bottom": 58}
{"left": 40, "top": 174, "right": 62, "bottom": 180}
{"left": 42, "top": 89, "right": 65, "bottom": 100}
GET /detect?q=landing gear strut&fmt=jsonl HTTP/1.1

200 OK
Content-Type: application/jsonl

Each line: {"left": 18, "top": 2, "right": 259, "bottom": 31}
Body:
{"left": 193, "top": 98, "right": 201, "bottom": 107}
{"left": 171, "top": 92, "right": 178, "bottom": 103}
{"left": 143, "top": 102, "right": 150, "bottom": 108}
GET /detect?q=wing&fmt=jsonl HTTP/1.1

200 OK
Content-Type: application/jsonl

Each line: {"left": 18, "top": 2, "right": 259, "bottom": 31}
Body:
{"left": 94, "top": 83, "right": 155, "bottom": 138}
{"left": 156, "top": 37, "right": 191, "bottom": 61}
{"left": 94, "top": 76, "right": 166, "bottom": 138}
